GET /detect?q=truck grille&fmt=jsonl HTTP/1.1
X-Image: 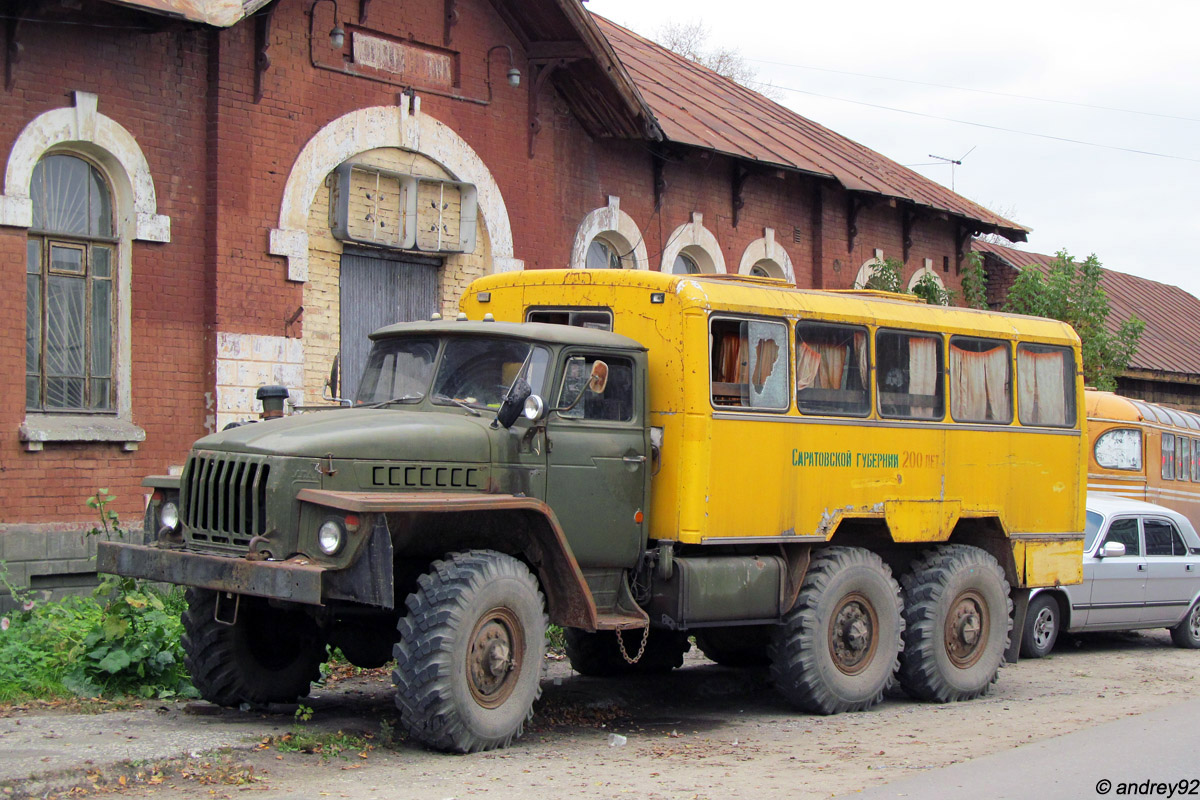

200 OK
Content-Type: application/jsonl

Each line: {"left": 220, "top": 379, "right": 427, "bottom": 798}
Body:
{"left": 181, "top": 453, "right": 270, "bottom": 547}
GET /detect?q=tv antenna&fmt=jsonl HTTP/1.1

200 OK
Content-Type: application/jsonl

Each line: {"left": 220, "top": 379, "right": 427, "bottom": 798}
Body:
{"left": 928, "top": 146, "right": 976, "bottom": 191}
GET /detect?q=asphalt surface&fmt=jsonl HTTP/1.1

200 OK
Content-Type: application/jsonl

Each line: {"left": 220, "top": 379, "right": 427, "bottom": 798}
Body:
{"left": 839, "top": 696, "right": 1200, "bottom": 800}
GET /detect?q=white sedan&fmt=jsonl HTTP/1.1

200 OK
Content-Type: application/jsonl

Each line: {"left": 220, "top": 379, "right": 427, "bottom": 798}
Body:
{"left": 1020, "top": 495, "right": 1200, "bottom": 658}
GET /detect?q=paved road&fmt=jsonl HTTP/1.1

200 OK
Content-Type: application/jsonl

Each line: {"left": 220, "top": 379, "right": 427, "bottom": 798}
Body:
{"left": 840, "top": 697, "right": 1200, "bottom": 800}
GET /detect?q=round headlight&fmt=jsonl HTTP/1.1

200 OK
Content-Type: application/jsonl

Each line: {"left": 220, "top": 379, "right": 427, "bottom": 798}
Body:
{"left": 523, "top": 394, "right": 545, "bottom": 421}
{"left": 160, "top": 501, "right": 180, "bottom": 531}
{"left": 318, "top": 520, "right": 345, "bottom": 555}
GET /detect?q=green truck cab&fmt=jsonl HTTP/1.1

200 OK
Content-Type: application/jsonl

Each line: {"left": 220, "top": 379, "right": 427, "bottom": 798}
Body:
{"left": 100, "top": 319, "right": 659, "bottom": 752}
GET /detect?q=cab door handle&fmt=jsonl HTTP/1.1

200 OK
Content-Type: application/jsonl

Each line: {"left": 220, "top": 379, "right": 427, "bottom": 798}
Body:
{"left": 1137, "top": 564, "right": 1147, "bottom": 572}
{"left": 623, "top": 455, "right": 647, "bottom": 464}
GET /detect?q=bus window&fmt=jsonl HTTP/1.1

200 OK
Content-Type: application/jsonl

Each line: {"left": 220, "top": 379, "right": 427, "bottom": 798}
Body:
{"left": 1017, "top": 344, "right": 1076, "bottom": 427}
{"left": 949, "top": 337, "right": 1012, "bottom": 424}
{"left": 1094, "top": 428, "right": 1142, "bottom": 471}
{"left": 795, "top": 322, "right": 869, "bottom": 416}
{"left": 877, "top": 330, "right": 944, "bottom": 420}
{"left": 1162, "top": 433, "right": 1175, "bottom": 480}
{"left": 710, "top": 317, "right": 789, "bottom": 411}
{"left": 1178, "top": 437, "right": 1190, "bottom": 481}
{"left": 1194, "top": 439, "right": 1200, "bottom": 481}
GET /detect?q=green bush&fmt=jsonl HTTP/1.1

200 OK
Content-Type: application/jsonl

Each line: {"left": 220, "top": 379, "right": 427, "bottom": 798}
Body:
{"left": 0, "top": 490, "right": 197, "bottom": 702}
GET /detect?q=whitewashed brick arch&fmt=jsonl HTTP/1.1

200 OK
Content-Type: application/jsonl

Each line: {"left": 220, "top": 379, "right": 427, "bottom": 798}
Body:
{"left": 737, "top": 227, "right": 794, "bottom": 281}
{"left": 270, "top": 97, "right": 519, "bottom": 282}
{"left": 660, "top": 212, "right": 725, "bottom": 274}
{"left": 569, "top": 196, "right": 649, "bottom": 269}
{"left": 0, "top": 91, "right": 170, "bottom": 242}
{"left": 908, "top": 258, "right": 946, "bottom": 291}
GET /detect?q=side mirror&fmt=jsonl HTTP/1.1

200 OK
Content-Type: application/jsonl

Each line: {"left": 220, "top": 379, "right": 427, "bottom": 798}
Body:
{"left": 555, "top": 358, "right": 610, "bottom": 414}
{"left": 587, "top": 360, "right": 609, "bottom": 394}
{"left": 326, "top": 354, "right": 339, "bottom": 399}
{"left": 1098, "top": 541, "right": 1127, "bottom": 558}
{"left": 494, "top": 378, "right": 532, "bottom": 429}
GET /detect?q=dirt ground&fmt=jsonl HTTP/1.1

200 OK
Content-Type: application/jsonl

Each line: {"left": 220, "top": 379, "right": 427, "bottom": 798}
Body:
{"left": 5, "top": 629, "right": 1200, "bottom": 800}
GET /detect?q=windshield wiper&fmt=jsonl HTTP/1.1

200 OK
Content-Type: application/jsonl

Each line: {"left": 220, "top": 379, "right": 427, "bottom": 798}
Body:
{"left": 362, "top": 393, "right": 423, "bottom": 409}
{"left": 434, "top": 394, "right": 483, "bottom": 416}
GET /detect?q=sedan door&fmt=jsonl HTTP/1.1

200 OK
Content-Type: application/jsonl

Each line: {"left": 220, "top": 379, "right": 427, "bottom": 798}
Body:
{"left": 1141, "top": 517, "right": 1200, "bottom": 625}
{"left": 1083, "top": 516, "right": 1147, "bottom": 628}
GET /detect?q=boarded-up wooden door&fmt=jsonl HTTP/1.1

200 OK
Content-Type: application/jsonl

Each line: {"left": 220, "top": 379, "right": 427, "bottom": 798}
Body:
{"left": 339, "top": 249, "right": 440, "bottom": 400}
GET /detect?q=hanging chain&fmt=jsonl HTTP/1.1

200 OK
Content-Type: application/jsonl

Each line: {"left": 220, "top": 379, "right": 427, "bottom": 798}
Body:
{"left": 616, "top": 625, "right": 650, "bottom": 664}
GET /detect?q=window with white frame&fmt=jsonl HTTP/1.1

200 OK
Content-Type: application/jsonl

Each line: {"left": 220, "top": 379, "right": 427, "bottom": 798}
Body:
{"left": 26, "top": 154, "right": 116, "bottom": 412}
{"left": 586, "top": 236, "right": 626, "bottom": 269}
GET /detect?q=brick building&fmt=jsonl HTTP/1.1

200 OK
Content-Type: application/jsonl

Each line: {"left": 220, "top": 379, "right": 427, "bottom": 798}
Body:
{"left": 974, "top": 241, "right": 1200, "bottom": 412}
{"left": 0, "top": 0, "right": 1025, "bottom": 604}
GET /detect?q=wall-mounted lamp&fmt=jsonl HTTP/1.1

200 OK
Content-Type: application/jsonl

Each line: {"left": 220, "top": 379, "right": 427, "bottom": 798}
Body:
{"left": 311, "top": 0, "right": 345, "bottom": 49}
{"left": 487, "top": 44, "right": 521, "bottom": 98}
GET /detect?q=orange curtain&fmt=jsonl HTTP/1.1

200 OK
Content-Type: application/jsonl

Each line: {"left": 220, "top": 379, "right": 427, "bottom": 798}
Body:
{"left": 796, "top": 342, "right": 821, "bottom": 391}
{"left": 752, "top": 337, "right": 780, "bottom": 391}
{"left": 718, "top": 335, "right": 747, "bottom": 384}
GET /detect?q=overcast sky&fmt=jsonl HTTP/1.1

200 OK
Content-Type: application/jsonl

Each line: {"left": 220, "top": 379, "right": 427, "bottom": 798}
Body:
{"left": 586, "top": 0, "right": 1200, "bottom": 301}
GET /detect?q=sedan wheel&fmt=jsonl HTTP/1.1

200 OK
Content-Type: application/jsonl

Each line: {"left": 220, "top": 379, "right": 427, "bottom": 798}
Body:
{"left": 1020, "top": 594, "right": 1060, "bottom": 659}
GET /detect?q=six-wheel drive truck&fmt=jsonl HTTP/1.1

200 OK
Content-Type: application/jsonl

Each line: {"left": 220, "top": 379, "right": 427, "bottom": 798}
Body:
{"left": 98, "top": 269, "right": 1086, "bottom": 753}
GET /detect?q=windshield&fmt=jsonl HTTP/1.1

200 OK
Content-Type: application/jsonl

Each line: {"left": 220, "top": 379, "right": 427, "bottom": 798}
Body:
{"left": 1084, "top": 510, "right": 1104, "bottom": 551}
{"left": 355, "top": 337, "right": 438, "bottom": 404}
{"left": 432, "top": 338, "right": 549, "bottom": 409}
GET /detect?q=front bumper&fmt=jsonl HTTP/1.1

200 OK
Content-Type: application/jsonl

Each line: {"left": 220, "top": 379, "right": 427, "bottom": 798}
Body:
{"left": 96, "top": 541, "right": 326, "bottom": 605}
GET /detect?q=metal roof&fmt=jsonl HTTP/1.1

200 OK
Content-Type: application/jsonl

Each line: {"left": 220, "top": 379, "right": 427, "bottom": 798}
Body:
{"left": 974, "top": 240, "right": 1200, "bottom": 377}
{"left": 593, "top": 15, "right": 1029, "bottom": 242}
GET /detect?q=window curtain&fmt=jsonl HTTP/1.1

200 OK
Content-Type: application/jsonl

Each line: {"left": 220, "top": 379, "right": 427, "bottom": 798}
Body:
{"left": 796, "top": 341, "right": 821, "bottom": 391}
{"left": 717, "top": 334, "right": 747, "bottom": 384}
{"left": 950, "top": 345, "right": 1009, "bottom": 421}
{"left": 854, "top": 332, "right": 868, "bottom": 389}
{"left": 1017, "top": 350, "right": 1067, "bottom": 425}
{"left": 908, "top": 337, "right": 938, "bottom": 417}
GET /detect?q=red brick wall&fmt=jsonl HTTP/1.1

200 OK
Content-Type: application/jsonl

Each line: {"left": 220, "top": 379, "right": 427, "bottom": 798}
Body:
{"left": 0, "top": 19, "right": 211, "bottom": 524}
{"left": 0, "top": 0, "right": 969, "bottom": 525}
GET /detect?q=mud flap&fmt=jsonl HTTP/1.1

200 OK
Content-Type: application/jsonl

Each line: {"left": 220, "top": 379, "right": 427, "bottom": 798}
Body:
{"left": 1006, "top": 587, "right": 1030, "bottom": 663}
{"left": 324, "top": 516, "right": 395, "bottom": 609}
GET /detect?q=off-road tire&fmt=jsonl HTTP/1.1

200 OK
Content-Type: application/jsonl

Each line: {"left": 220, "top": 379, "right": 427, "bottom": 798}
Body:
{"left": 898, "top": 545, "right": 1012, "bottom": 702}
{"left": 564, "top": 628, "right": 691, "bottom": 676}
{"left": 181, "top": 588, "right": 325, "bottom": 707}
{"left": 769, "top": 547, "right": 903, "bottom": 714}
{"left": 392, "top": 550, "right": 547, "bottom": 753}
{"left": 1170, "top": 598, "right": 1200, "bottom": 648}
{"left": 1020, "top": 593, "right": 1060, "bottom": 659}
{"left": 695, "top": 625, "right": 772, "bottom": 667}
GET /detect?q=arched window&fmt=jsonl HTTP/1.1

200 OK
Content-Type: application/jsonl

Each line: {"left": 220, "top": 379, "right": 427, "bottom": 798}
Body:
{"left": 672, "top": 252, "right": 701, "bottom": 274}
{"left": 26, "top": 154, "right": 115, "bottom": 411}
{"left": 586, "top": 238, "right": 624, "bottom": 269}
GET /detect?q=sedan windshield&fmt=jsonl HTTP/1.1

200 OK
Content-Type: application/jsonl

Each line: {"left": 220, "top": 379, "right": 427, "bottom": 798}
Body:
{"left": 1084, "top": 510, "right": 1104, "bottom": 551}
{"left": 432, "top": 337, "right": 549, "bottom": 409}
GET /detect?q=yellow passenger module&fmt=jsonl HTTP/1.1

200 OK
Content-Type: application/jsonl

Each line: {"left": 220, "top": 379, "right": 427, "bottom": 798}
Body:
{"left": 463, "top": 269, "right": 1085, "bottom": 590}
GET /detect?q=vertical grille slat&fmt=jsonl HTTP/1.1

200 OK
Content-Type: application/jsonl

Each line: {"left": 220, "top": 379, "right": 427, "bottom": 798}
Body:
{"left": 182, "top": 453, "right": 270, "bottom": 549}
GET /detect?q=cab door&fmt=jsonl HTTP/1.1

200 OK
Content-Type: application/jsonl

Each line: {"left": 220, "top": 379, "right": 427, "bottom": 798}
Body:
{"left": 543, "top": 350, "right": 648, "bottom": 571}
{"left": 1142, "top": 517, "right": 1198, "bottom": 625}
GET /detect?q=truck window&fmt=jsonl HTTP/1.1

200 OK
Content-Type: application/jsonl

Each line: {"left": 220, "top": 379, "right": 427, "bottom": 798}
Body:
{"left": 355, "top": 337, "right": 438, "bottom": 404}
{"left": 877, "top": 330, "right": 944, "bottom": 420}
{"left": 795, "top": 322, "right": 869, "bottom": 416}
{"left": 433, "top": 338, "right": 549, "bottom": 409}
{"left": 949, "top": 336, "right": 1012, "bottom": 424}
{"left": 710, "top": 317, "right": 789, "bottom": 411}
{"left": 1016, "top": 343, "right": 1076, "bottom": 427}
{"left": 557, "top": 355, "right": 634, "bottom": 421}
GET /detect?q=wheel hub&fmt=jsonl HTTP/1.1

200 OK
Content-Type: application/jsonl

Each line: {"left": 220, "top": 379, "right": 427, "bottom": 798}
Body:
{"left": 467, "top": 608, "right": 524, "bottom": 709}
{"left": 1031, "top": 607, "right": 1055, "bottom": 648}
{"left": 829, "top": 592, "right": 879, "bottom": 675}
{"left": 945, "top": 590, "right": 990, "bottom": 668}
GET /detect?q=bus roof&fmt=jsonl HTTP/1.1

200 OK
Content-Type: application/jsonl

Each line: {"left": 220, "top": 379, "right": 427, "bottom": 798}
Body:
{"left": 468, "top": 269, "right": 1080, "bottom": 344}
{"left": 1086, "top": 390, "right": 1200, "bottom": 431}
